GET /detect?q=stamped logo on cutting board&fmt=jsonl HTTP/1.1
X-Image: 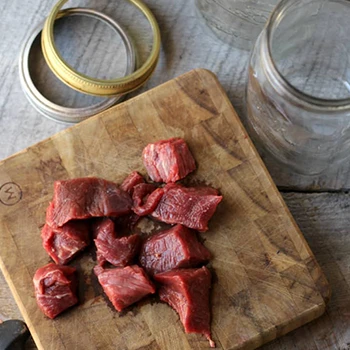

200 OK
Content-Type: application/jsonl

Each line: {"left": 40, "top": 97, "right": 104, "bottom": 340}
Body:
{"left": 0, "top": 182, "right": 22, "bottom": 206}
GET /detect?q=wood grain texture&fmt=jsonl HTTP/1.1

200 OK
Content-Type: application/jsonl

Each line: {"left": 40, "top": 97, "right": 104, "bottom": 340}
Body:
{"left": 1, "top": 0, "right": 347, "bottom": 189}
{"left": 0, "top": 69, "right": 329, "bottom": 350}
{"left": 3, "top": 189, "right": 350, "bottom": 350}
{"left": 262, "top": 192, "right": 350, "bottom": 350}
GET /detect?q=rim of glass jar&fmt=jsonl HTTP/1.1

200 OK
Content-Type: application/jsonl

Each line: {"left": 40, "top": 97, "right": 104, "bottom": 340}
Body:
{"left": 264, "top": 0, "right": 350, "bottom": 111}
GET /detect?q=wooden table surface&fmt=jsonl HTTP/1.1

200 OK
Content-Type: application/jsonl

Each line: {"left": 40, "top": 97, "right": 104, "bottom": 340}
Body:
{"left": 0, "top": 0, "right": 349, "bottom": 349}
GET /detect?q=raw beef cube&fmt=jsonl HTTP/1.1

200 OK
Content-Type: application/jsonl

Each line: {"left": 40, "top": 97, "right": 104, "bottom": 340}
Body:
{"left": 41, "top": 221, "right": 90, "bottom": 265}
{"left": 152, "top": 184, "right": 222, "bottom": 232}
{"left": 46, "top": 177, "right": 132, "bottom": 228}
{"left": 94, "top": 265, "right": 156, "bottom": 312}
{"left": 142, "top": 138, "right": 196, "bottom": 183}
{"left": 132, "top": 183, "right": 164, "bottom": 216}
{"left": 154, "top": 267, "right": 214, "bottom": 347}
{"left": 120, "top": 171, "right": 145, "bottom": 195}
{"left": 33, "top": 263, "right": 78, "bottom": 319}
{"left": 94, "top": 218, "right": 141, "bottom": 267}
{"left": 139, "top": 224, "right": 211, "bottom": 275}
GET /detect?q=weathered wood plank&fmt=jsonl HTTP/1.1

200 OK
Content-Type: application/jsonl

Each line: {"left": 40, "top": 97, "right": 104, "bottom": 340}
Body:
{"left": 2, "top": 0, "right": 346, "bottom": 190}
{"left": 262, "top": 192, "right": 350, "bottom": 349}
{"left": 2, "top": 0, "right": 345, "bottom": 190}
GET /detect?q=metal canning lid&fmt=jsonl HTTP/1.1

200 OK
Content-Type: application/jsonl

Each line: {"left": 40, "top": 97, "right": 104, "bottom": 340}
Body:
{"left": 19, "top": 8, "right": 136, "bottom": 124}
{"left": 41, "top": 0, "right": 161, "bottom": 97}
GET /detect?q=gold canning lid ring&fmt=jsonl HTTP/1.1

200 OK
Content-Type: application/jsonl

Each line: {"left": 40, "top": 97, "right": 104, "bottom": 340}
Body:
{"left": 41, "top": 0, "right": 161, "bottom": 97}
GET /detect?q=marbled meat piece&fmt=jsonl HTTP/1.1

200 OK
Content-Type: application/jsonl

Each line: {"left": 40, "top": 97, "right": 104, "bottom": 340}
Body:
{"left": 152, "top": 183, "right": 222, "bottom": 232}
{"left": 139, "top": 224, "right": 211, "bottom": 275}
{"left": 94, "top": 218, "right": 141, "bottom": 267}
{"left": 120, "top": 171, "right": 145, "bottom": 195}
{"left": 94, "top": 265, "right": 156, "bottom": 312}
{"left": 154, "top": 267, "right": 214, "bottom": 347}
{"left": 41, "top": 221, "right": 90, "bottom": 265}
{"left": 33, "top": 263, "right": 78, "bottom": 319}
{"left": 142, "top": 138, "right": 196, "bottom": 183}
{"left": 46, "top": 177, "right": 132, "bottom": 228}
{"left": 132, "top": 183, "right": 164, "bottom": 216}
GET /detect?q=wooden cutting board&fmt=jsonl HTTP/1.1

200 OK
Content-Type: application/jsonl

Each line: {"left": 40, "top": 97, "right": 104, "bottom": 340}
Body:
{"left": 0, "top": 69, "right": 329, "bottom": 350}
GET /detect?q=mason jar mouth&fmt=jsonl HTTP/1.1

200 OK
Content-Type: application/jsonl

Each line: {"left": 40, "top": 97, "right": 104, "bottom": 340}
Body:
{"left": 265, "top": 0, "right": 350, "bottom": 109}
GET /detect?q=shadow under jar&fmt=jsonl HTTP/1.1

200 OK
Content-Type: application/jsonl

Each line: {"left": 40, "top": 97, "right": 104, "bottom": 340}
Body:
{"left": 246, "top": 0, "right": 350, "bottom": 176}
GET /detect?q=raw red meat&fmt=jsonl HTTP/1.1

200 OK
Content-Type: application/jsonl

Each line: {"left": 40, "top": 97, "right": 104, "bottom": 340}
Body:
{"left": 132, "top": 183, "right": 164, "bottom": 216}
{"left": 152, "top": 184, "right": 222, "bottom": 232}
{"left": 41, "top": 221, "right": 90, "bottom": 265}
{"left": 120, "top": 171, "right": 145, "bottom": 195}
{"left": 94, "top": 218, "right": 141, "bottom": 267}
{"left": 154, "top": 267, "right": 214, "bottom": 347}
{"left": 139, "top": 224, "right": 211, "bottom": 275}
{"left": 91, "top": 213, "right": 140, "bottom": 239}
{"left": 142, "top": 138, "right": 196, "bottom": 183}
{"left": 94, "top": 265, "right": 156, "bottom": 312}
{"left": 91, "top": 218, "right": 107, "bottom": 239}
{"left": 114, "top": 212, "right": 141, "bottom": 233}
{"left": 46, "top": 177, "right": 132, "bottom": 228}
{"left": 33, "top": 263, "right": 78, "bottom": 319}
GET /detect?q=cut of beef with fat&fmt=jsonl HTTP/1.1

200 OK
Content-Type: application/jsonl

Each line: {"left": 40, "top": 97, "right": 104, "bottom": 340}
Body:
{"left": 33, "top": 263, "right": 78, "bottom": 319}
{"left": 46, "top": 177, "right": 132, "bottom": 228}
{"left": 139, "top": 224, "right": 211, "bottom": 275}
{"left": 94, "top": 218, "right": 141, "bottom": 267}
{"left": 41, "top": 221, "right": 90, "bottom": 265}
{"left": 152, "top": 183, "right": 222, "bottom": 232}
{"left": 120, "top": 171, "right": 145, "bottom": 195}
{"left": 94, "top": 265, "right": 156, "bottom": 312}
{"left": 154, "top": 267, "right": 215, "bottom": 348}
{"left": 132, "top": 183, "right": 164, "bottom": 216}
{"left": 142, "top": 138, "right": 196, "bottom": 183}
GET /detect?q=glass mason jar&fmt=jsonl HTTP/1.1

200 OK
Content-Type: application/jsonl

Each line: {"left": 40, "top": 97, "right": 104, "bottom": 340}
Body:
{"left": 194, "top": 0, "right": 279, "bottom": 51}
{"left": 246, "top": 0, "right": 350, "bottom": 176}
